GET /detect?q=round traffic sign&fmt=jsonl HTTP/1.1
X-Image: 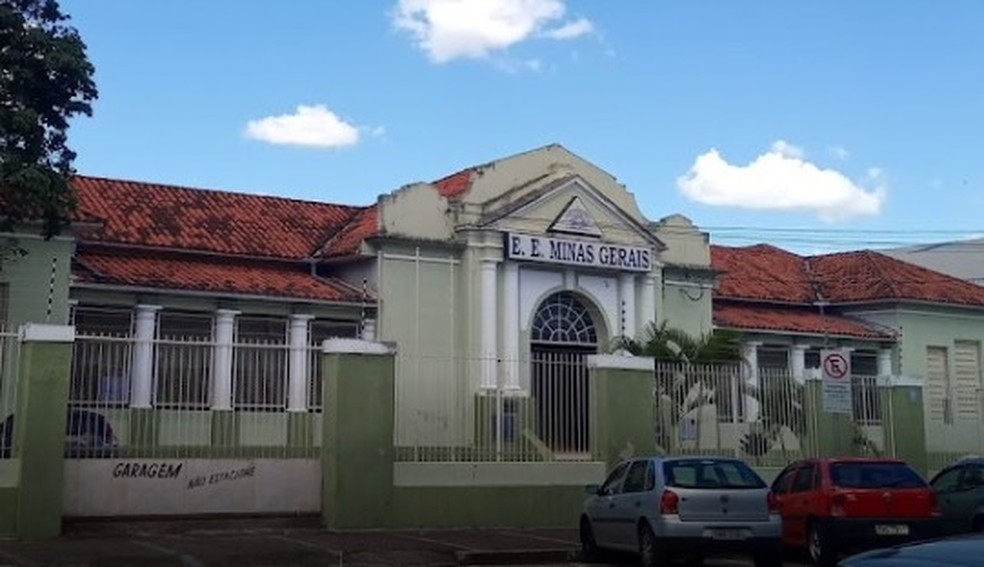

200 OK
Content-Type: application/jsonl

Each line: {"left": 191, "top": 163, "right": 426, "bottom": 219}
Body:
{"left": 823, "top": 352, "right": 849, "bottom": 379}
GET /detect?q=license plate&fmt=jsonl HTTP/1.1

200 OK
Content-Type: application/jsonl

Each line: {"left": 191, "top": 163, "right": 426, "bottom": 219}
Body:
{"left": 709, "top": 528, "right": 748, "bottom": 541}
{"left": 874, "top": 524, "right": 909, "bottom": 536}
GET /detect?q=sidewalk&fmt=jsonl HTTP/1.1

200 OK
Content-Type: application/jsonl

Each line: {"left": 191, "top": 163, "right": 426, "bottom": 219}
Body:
{"left": 0, "top": 518, "right": 585, "bottom": 566}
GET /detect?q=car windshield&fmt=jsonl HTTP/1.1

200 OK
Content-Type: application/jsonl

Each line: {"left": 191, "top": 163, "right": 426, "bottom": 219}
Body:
{"left": 663, "top": 459, "right": 765, "bottom": 489}
{"left": 830, "top": 462, "right": 926, "bottom": 489}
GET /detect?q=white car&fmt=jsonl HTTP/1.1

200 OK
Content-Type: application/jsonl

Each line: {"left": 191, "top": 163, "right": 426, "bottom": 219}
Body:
{"left": 579, "top": 456, "right": 782, "bottom": 567}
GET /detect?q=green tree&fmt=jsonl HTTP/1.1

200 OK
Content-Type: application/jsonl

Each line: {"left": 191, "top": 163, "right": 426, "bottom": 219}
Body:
{"left": 0, "top": 0, "right": 97, "bottom": 260}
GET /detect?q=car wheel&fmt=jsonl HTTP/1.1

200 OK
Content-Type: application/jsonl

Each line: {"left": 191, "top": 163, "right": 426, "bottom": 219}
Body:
{"left": 638, "top": 523, "right": 667, "bottom": 567}
{"left": 579, "top": 516, "right": 600, "bottom": 560}
{"left": 808, "top": 522, "right": 837, "bottom": 567}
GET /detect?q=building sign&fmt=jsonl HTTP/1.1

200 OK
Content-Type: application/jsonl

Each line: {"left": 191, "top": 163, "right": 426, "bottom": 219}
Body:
{"left": 821, "top": 350, "right": 852, "bottom": 414}
{"left": 504, "top": 233, "right": 652, "bottom": 272}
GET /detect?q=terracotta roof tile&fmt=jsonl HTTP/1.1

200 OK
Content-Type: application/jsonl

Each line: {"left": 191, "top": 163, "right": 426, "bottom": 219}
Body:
{"left": 712, "top": 244, "right": 984, "bottom": 308}
{"left": 72, "top": 175, "right": 362, "bottom": 259}
{"left": 711, "top": 244, "right": 816, "bottom": 303}
{"left": 318, "top": 205, "right": 378, "bottom": 257}
{"left": 809, "top": 250, "right": 984, "bottom": 306}
{"left": 714, "top": 303, "right": 892, "bottom": 339}
{"left": 75, "top": 250, "right": 369, "bottom": 303}
{"left": 432, "top": 168, "right": 474, "bottom": 198}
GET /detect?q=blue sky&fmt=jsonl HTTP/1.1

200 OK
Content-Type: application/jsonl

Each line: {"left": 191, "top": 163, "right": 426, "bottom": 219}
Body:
{"left": 60, "top": 1, "right": 984, "bottom": 252}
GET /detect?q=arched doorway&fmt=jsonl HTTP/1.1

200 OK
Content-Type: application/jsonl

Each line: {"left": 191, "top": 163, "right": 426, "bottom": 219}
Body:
{"left": 530, "top": 291, "right": 598, "bottom": 454}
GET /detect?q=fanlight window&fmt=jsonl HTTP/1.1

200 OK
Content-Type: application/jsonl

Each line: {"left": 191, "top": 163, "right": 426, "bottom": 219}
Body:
{"left": 531, "top": 292, "right": 597, "bottom": 346}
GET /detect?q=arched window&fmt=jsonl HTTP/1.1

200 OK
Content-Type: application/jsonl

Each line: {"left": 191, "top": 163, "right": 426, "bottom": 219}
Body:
{"left": 530, "top": 292, "right": 597, "bottom": 346}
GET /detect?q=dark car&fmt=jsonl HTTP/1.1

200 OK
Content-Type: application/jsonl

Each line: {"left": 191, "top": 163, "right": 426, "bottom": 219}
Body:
{"left": 772, "top": 458, "right": 943, "bottom": 566}
{"left": 839, "top": 534, "right": 984, "bottom": 566}
{"left": 0, "top": 409, "right": 119, "bottom": 458}
{"left": 930, "top": 457, "right": 984, "bottom": 535}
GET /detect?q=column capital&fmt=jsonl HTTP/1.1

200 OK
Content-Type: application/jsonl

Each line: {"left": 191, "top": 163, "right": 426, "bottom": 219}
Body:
{"left": 289, "top": 313, "right": 315, "bottom": 323}
{"left": 215, "top": 309, "right": 241, "bottom": 318}
{"left": 790, "top": 344, "right": 809, "bottom": 352}
{"left": 135, "top": 304, "right": 162, "bottom": 313}
{"left": 480, "top": 257, "right": 500, "bottom": 268}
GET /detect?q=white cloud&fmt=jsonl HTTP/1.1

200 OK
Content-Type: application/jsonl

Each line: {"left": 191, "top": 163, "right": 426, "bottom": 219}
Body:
{"left": 244, "top": 105, "right": 359, "bottom": 148}
{"left": 828, "top": 145, "right": 850, "bottom": 160}
{"left": 541, "top": 17, "right": 593, "bottom": 40}
{"left": 677, "top": 142, "right": 887, "bottom": 223}
{"left": 391, "top": 0, "right": 594, "bottom": 63}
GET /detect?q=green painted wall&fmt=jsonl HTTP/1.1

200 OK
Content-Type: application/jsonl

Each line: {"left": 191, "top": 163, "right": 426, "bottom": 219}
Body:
{"left": 0, "top": 236, "right": 73, "bottom": 329}
{"left": 390, "top": 485, "right": 585, "bottom": 528}
{"left": 591, "top": 363, "right": 657, "bottom": 469}
{"left": 14, "top": 336, "right": 73, "bottom": 537}
{"left": 661, "top": 281, "right": 713, "bottom": 338}
{"left": 321, "top": 349, "right": 395, "bottom": 529}
{"left": 888, "top": 384, "right": 928, "bottom": 475}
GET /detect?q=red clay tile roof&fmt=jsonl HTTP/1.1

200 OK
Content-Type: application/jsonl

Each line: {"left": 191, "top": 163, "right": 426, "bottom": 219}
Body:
{"left": 71, "top": 175, "right": 363, "bottom": 259}
{"left": 75, "top": 250, "right": 369, "bottom": 303}
{"left": 715, "top": 303, "right": 892, "bottom": 339}
{"left": 711, "top": 244, "right": 817, "bottom": 303}
{"left": 317, "top": 205, "right": 378, "bottom": 258}
{"left": 712, "top": 244, "right": 984, "bottom": 308}
{"left": 432, "top": 168, "right": 474, "bottom": 198}
{"left": 810, "top": 250, "right": 984, "bottom": 306}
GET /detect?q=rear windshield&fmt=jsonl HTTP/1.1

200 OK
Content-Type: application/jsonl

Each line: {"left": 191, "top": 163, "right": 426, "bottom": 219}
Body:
{"left": 663, "top": 459, "right": 766, "bottom": 489}
{"left": 830, "top": 462, "right": 927, "bottom": 489}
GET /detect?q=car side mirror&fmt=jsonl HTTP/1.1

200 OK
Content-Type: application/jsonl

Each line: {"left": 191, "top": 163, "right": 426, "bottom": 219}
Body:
{"left": 585, "top": 484, "right": 601, "bottom": 495}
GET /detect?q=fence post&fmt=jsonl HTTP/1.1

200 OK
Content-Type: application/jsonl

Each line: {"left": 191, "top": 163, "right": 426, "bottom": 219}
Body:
{"left": 320, "top": 338, "right": 395, "bottom": 529}
{"left": 13, "top": 324, "right": 74, "bottom": 537}
{"left": 587, "top": 354, "right": 656, "bottom": 469}
{"left": 803, "top": 374, "right": 855, "bottom": 457}
{"left": 884, "top": 375, "right": 928, "bottom": 476}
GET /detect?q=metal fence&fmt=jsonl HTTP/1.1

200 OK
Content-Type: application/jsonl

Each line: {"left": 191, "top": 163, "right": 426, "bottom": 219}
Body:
{"left": 394, "top": 351, "right": 595, "bottom": 463}
{"left": 652, "top": 361, "right": 889, "bottom": 466}
{"left": 0, "top": 331, "right": 19, "bottom": 459}
{"left": 68, "top": 334, "right": 322, "bottom": 459}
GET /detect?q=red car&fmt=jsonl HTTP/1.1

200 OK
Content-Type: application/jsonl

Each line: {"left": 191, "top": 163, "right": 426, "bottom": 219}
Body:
{"left": 770, "top": 458, "right": 943, "bottom": 566}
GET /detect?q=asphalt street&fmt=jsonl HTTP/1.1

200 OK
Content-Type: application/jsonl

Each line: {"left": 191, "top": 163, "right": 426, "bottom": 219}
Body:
{"left": 0, "top": 520, "right": 813, "bottom": 566}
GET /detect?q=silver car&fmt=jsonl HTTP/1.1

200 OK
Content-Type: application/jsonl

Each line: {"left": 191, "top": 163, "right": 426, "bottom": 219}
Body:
{"left": 579, "top": 456, "right": 782, "bottom": 567}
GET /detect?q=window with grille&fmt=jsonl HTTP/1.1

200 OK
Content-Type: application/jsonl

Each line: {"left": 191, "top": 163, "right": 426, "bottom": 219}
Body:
{"left": 757, "top": 346, "right": 789, "bottom": 370}
{"left": 155, "top": 312, "right": 213, "bottom": 408}
{"left": 926, "top": 346, "right": 952, "bottom": 424}
{"left": 851, "top": 350, "right": 881, "bottom": 424}
{"left": 233, "top": 317, "right": 287, "bottom": 409}
{"left": 70, "top": 307, "right": 134, "bottom": 404}
{"left": 531, "top": 292, "right": 597, "bottom": 346}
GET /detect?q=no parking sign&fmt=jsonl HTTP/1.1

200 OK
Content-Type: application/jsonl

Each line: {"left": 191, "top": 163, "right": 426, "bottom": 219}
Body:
{"left": 821, "top": 350, "right": 853, "bottom": 414}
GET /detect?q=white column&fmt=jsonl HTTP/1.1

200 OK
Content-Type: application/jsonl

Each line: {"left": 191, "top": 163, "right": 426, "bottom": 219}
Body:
{"left": 653, "top": 267, "right": 665, "bottom": 325}
{"left": 361, "top": 318, "right": 376, "bottom": 341}
{"left": 639, "top": 275, "right": 656, "bottom": 333}
{"left": 288, "top": 314, "right": 314, "bottom": 411}
{"left": 878, "top": 349, "right": 893, "bottom": 377}
{"left": 741, "top": 341, "right": 762, "bottom": 421}
{"left": 130, "top": 304, "right": 161, "bottom": 409}
{"left": 211, "top": 309, "right": 239, "bottom": 410}
{"left": 480, "top": 259, "right": 499, "bottom": 389}
{"left": 618, "top": 273, "right": 636, "bottom": 338}
{"left": 502, "top": 262, "right": 520, "bottom": 390}
{"left": 790, "top": 344, "right": 808, "bottom": 385}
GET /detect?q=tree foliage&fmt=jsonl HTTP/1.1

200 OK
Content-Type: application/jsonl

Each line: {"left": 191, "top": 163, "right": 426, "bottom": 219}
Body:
{"left": 0, "top": 0, "right": 96, "bottom": 249}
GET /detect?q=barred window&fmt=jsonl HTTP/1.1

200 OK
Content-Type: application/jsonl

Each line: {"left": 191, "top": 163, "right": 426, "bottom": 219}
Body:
{"left": 851, "top": 351, "right": 881, "bottom": 424}
{"left": 70, "top": 307, "right": 133, "bottom": 404}
{"left": 234, "top": 317, "right": 287, "bottom": 409}
{"left": 309, "top": 320, "right": 359, "bottom": 410}
{"left": 757, "top": 346, "right": 789, "bottom": 369}
{"left": 531, "top": 292, "right": 597, "bottom": 346}
{"left": 155, "top": 312, "right": 212, "bottom": 408}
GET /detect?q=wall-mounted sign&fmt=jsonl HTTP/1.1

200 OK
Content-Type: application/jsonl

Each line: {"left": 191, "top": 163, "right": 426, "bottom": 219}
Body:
{"left": 821, "top": 349, "right": 852, "bottom": 414}
{"left": 504, "top": 233, "right": 652, "bottom": 272}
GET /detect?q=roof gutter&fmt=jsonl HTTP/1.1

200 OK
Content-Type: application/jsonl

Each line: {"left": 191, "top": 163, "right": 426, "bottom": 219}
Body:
{"left": 71, "top": 282, "right": 377, "bottom": 309}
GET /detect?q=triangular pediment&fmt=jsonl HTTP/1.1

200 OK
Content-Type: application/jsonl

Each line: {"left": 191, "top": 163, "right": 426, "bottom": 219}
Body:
{"left": 548, "top": 196, "right": 602, "bottom": 237}
{"left": 482, "top": 176, "right": 664, "bottom": 249}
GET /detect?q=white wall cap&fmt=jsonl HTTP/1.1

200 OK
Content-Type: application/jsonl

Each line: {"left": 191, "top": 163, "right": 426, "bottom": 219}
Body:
{"left": 587, "top": 353, "right": 654, "bottom": 371}
{"left": 888, "top": 374, "right": 923, "bottom": 388}
{"left": 321, "top": 338, "right": 396, "bottom": 355}
{"left": 19, "top": 323, "right": 75, "bottom": 343}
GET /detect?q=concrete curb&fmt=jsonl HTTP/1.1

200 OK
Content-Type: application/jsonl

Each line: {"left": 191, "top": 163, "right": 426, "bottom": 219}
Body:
{"left": 456, "top": 548, "right": 581, "bottom": 565}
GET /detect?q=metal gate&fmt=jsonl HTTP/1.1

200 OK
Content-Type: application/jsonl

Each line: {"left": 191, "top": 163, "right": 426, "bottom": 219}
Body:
{"left": 0, "top": 331, "right": 20, "bottom": 459}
